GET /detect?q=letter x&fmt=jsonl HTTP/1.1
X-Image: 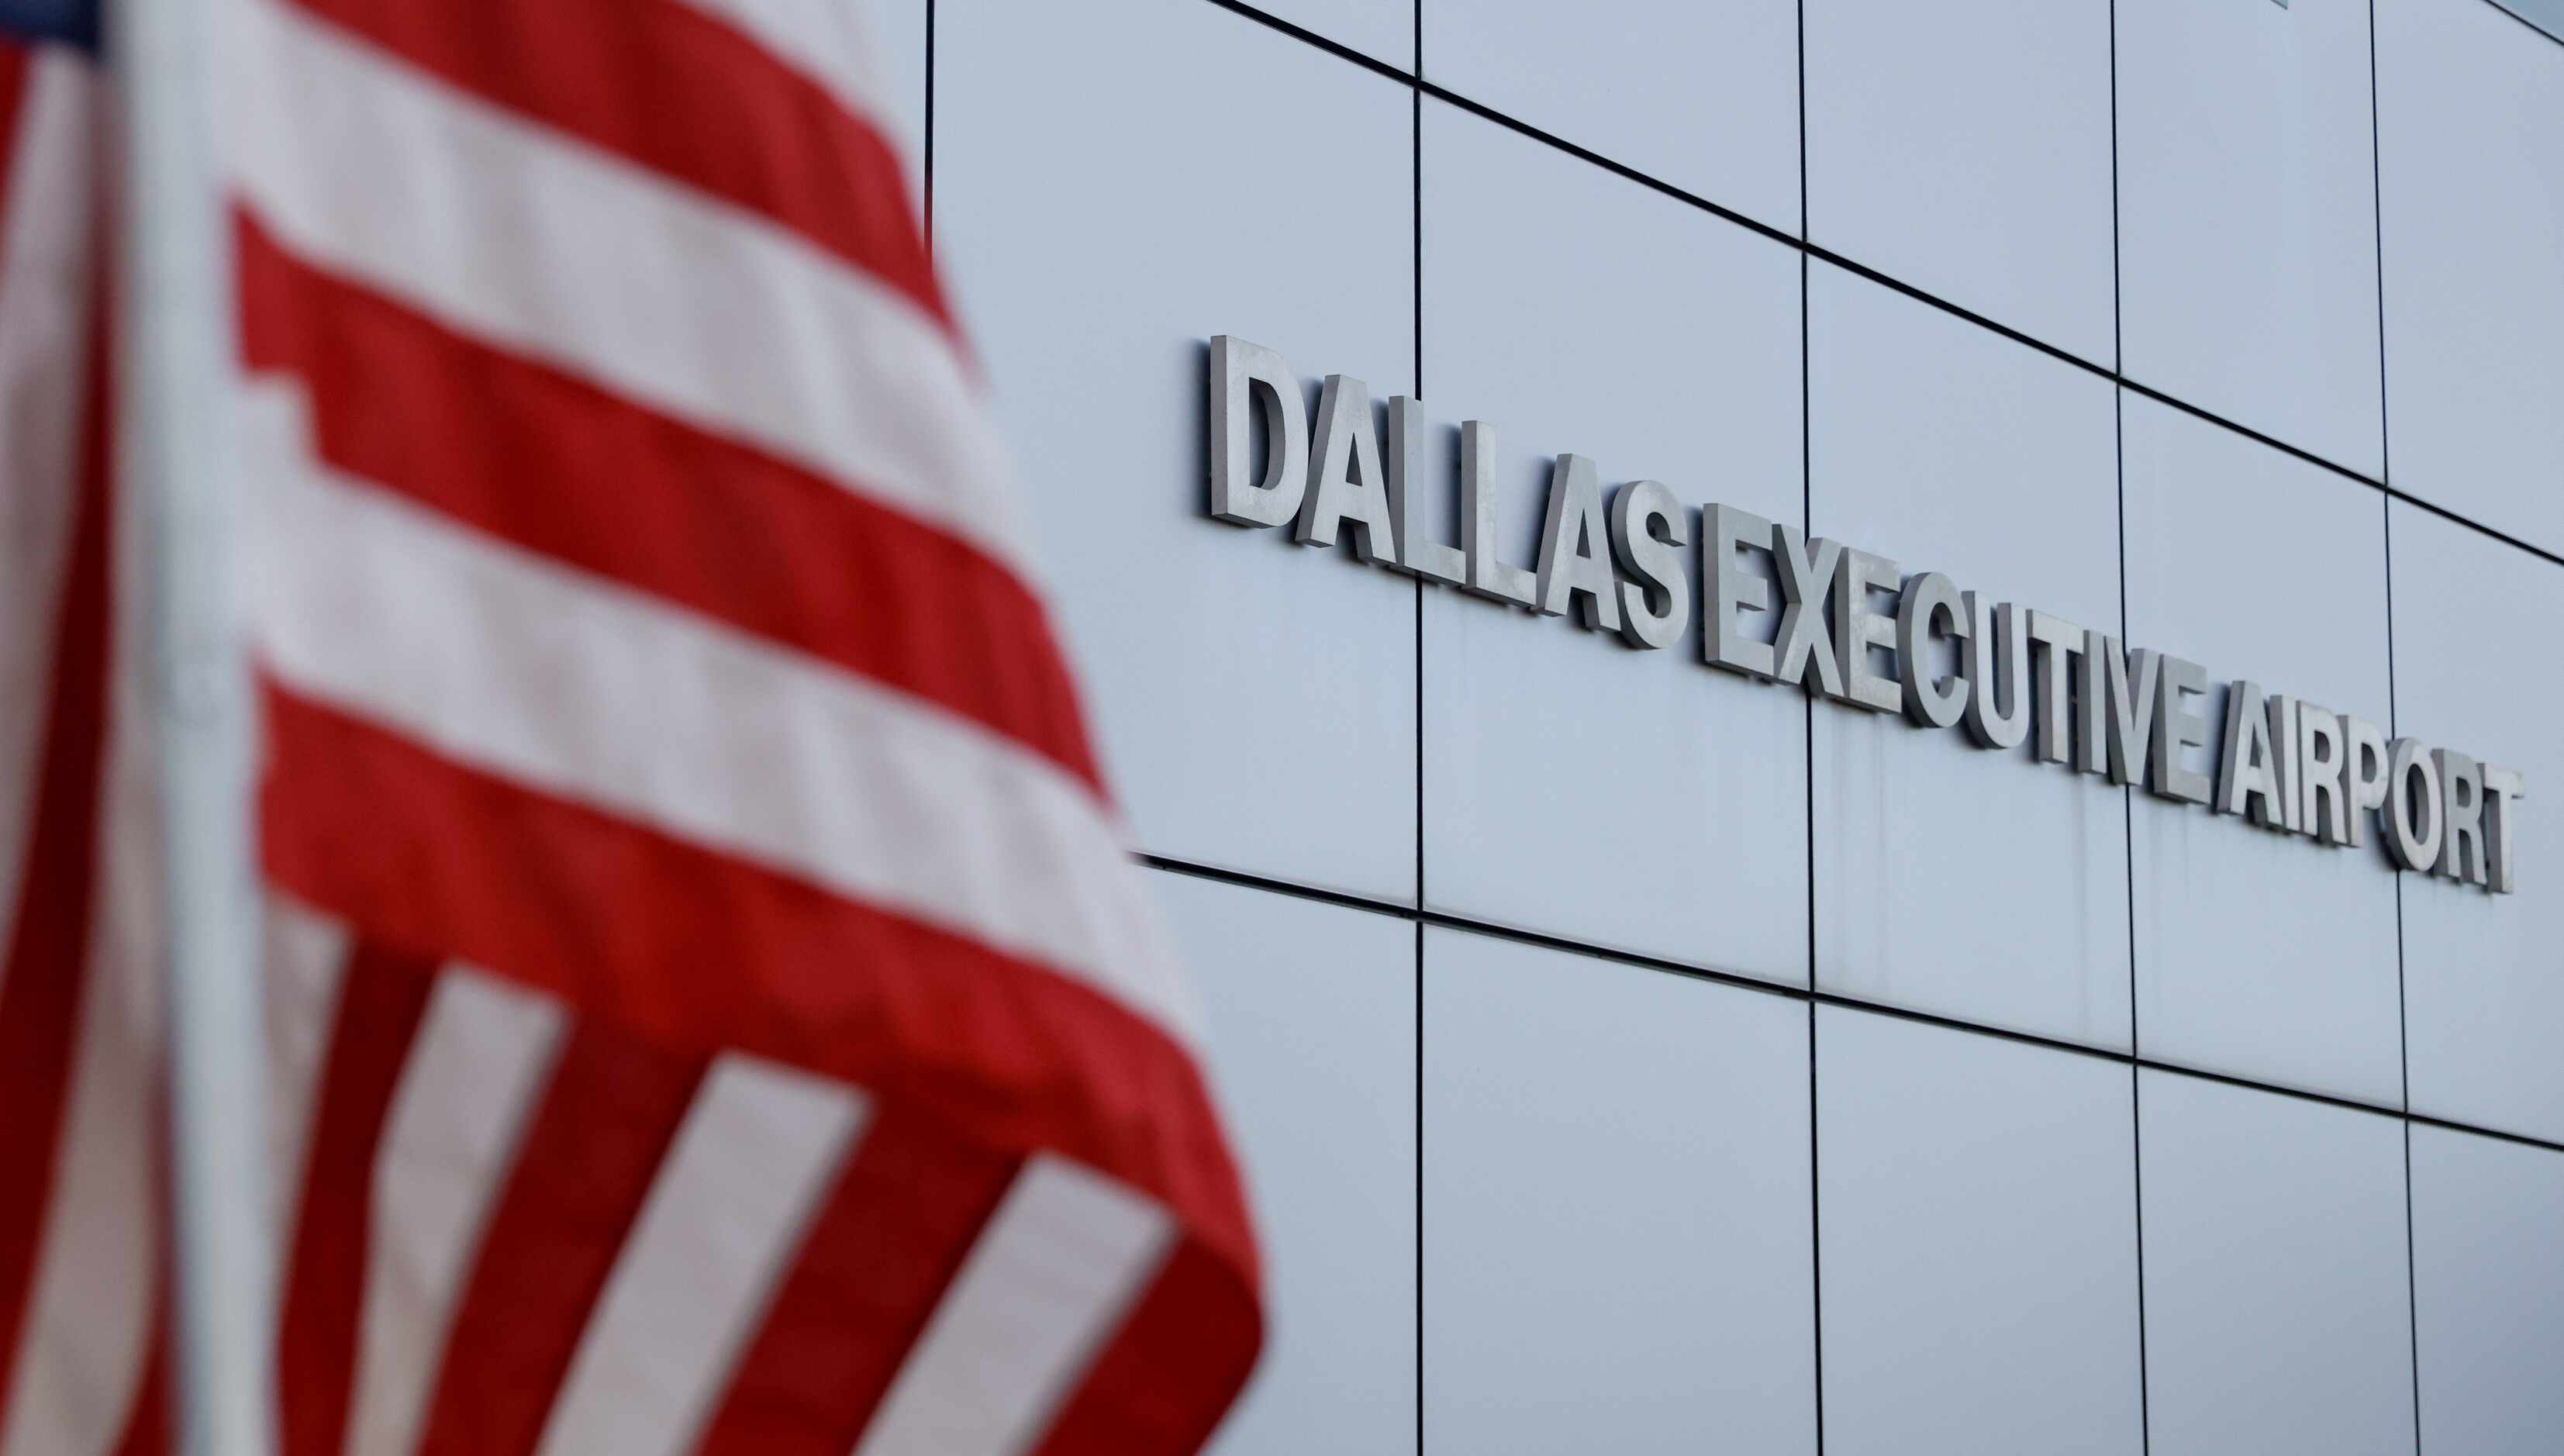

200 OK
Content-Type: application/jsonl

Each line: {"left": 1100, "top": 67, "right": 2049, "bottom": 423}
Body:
{"left": 1773, "top": 527, "right": 1844, "bottom": 696}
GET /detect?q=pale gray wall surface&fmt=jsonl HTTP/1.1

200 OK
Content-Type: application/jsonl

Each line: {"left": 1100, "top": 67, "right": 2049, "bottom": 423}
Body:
{"left": 2376, "top": 0, "right": 2564, "bottom": 557}
{"left": 2138, "top": 1071, "right": 2418, "bottom": 1456}
{"left": 2492, "top": 0, "right": 2564, "bottom": 40}
{"left": 1255, "top": 0, "right": 1413, "bottom": 67}
{"left": 2410, "top": 1124, "right": 2564, "bottom": 1454}
{"left": 921, "top": 0, "right": 2564, "bottom": 1449}
{"left": 1423, "top": 930, "right": 1814, "bottom": 1455}
{"left": 1803, "top": 0, "right": 2119, "bottom": 365}
{"left": 1817, "top": 1006, "right": 2144, "bottom": 1456}
{"left": 2114, "top": 0, "right": 2386, "bottom": 478}
{"left": 1422, "top": 0, "right": 1800, "bottom": 233}
{"left": 861, "top": 0, "right": 926, "bottom": 203}
{"left": 1158, "top": 876, "right": 1417, "bottom": 1456}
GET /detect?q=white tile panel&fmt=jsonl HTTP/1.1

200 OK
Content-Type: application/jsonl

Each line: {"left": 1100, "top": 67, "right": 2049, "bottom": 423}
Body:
{"left": 2114, "top": 0, "right": 2384, "bottom": 476}
{"left": 1816, "top": 1007, "right": 2143, "bottom": 1456}
{"left": 936, "top": 0, "right": 1417, "bottom": 902}
{"left": 2410, "top": 1123, "right": 2564, "bottom": 1455}
{"left": 2137, "top": 1071, "right": 2415, "bottom": 1456}
{"left": 2121, "top": 393, "right": 2401, "bottom": 1107}
{"left": 1417, "top": 100, "right": 1807, "bottom": 984}
{"left": 2390, "top": 502, "right": 2564, "bottom": 1143}
{"left": 1807, "top": 264, "right": 2129, "bottom": 1049}
{"left": 1261, "top": 0, "right": 1415, "bottom": 69}
{"left": 2376, "top": 0, "right": 2564, "bottom": 556}
{"left": 1804, "top": 0, "right": 2117, "bottom": 364}
{"left": 1421, "top": 0, "right": 1800, "bottom": 233}
{"left": 1157, "top": 873, "right": 1417, "bottom": 1456}
{"left": 1423, "top": 930, "right": 1813, "bottom": 1456}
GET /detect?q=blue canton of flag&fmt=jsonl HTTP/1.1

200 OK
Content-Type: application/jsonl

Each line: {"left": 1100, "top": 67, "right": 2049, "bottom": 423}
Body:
{"left": 0, "top": 0, "right": 96, "bottom": 52}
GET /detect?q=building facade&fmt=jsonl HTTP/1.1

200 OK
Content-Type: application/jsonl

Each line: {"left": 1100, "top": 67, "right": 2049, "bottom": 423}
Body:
{"left": 881, "top": 1, "right": 2563, "bottom": 1450}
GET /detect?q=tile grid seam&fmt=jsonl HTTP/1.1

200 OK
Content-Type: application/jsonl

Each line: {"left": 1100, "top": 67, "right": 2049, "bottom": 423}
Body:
{"left": 1795, "top": 0, "right": 1825, "bottom": 1427}
{"left": 1192, "top": 0, "right": 2564, "bottom": 584}
{"left": 2105, "top": 0, "right": 2154, "bottom": 1423}
{"left": 1137, "top": 854, "right": 2564, "bottom": 1164}
{"left": 1409, "top": 23, "right": 1426, "bottom": 1451}
{"left": 2483, "top": 0, "right": 2564, "bottom": 48}
{"left": 2372, "top": 1, "right": 2428, "bottom": 1445}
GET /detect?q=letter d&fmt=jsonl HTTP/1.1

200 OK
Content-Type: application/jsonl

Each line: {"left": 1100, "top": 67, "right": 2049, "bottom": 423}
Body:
{"left": 1209, "top": 335, "right": 1309, "bottom": 526}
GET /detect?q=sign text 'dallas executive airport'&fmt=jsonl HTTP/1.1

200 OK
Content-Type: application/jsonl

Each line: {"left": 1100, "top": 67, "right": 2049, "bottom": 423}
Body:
{"left": 1207, "top": 335, "right": 2524, "bottom": 894}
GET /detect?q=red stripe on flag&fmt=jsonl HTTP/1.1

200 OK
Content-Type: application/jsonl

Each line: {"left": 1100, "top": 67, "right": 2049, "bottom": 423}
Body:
{"left": 0, "top": 316, "right": 110, "bottom": 1427}
{"left": 694, "top": 1109, "right": 1021, "bottom": 1454}
{"left": 0, "top": 43, "right": 32, "bottom": 216}
{"left": 275, "top": 0, "right": 948, "bottom": 335}
{"left": 277, "top": 941, "right": 440, "bottom": 1456}
{"left": 257, "top": 685, "right": 1258, "bottom": 1295}
{"left": 1032, "top": 1239, "right": 1265, "bottom": 1456}
{"left": 233, "top": 216, "right": 1104, "bottom": 798}
{"left": 109, "top": 1102, "right": 174, "bottom": 1456}
{"left": 111, "top": 1341, "right": 169, "bottom": 1456}
{"left": 110, "top": 1284, "right": 170, "bottom": 1456}
{"left": 411, "top": 1022, "right": 709, "bottom": 1456}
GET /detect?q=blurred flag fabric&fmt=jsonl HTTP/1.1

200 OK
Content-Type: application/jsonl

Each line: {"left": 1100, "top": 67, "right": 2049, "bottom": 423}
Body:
{"left": 0, "top": 2, "right": 1262, "bottom": 1453}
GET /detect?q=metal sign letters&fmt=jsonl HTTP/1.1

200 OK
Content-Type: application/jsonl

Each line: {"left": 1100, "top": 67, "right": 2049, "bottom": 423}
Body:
{"left": 1207, "top": 335, "right": 2525, "bottom": 892}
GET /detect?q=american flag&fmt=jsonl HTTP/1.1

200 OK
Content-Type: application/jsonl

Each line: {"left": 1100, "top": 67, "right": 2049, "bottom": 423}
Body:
{"left": 0, "top": 2, "right": 1262, "bottom": 1452}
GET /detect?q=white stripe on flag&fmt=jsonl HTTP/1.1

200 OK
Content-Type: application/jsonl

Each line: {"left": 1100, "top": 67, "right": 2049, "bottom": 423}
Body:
{"left": 217, "top": 0, "right": 1031, "bottom": 583}
{"left": 261, "top": 896, "right": 351, "bottom": 1272}
{"left": 242, "top": 386, "right": 1201, "bottom": 1046}
{"left": 345, "top": 968, "right": 564, "bottom": 1456}
{"left": 0, "top": 50, "right": 98, "bottom": 987}
{"left": 0, "top": 686, "right": 160, "bottom": 1456}
{"left": 533, "top": 1055, "right": 871, "bottom": 1456}
{"left": 853, "top": 1155, "right": 1173, "bottom": 1456}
